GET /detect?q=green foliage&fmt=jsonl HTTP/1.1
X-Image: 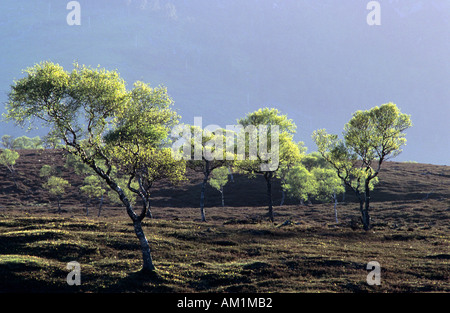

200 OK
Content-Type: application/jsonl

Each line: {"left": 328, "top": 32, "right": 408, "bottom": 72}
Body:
{"left": 282, "top": 152, "right": 346, "bottom": 205}
{"left": 39, "top": 165, "right": 54, "bottom": 178}
{"left": 1, "top": 135, "right": 43, "bottom": 150}
{"left": 64, "top": 153, "right": 92, "bottom": 176}
{"left": 301, "top": 151, "right": 330, "bottom": 171}
{"left": 209, "top": 166, "right": 229, "bottom": 192}
{"left": 1, "top": 135, "right": 14, "bottom": 149}
{"left": 235, "top": 108, "right": 304, "bottom": 221}
{"left": 235, "top": 108, "right": 302, "bottom": 174}
{"left": 283, "top": 164, "right": 317, "bottom": 202}
{"left": 43, "top": 176, "right": 70, "bottom": 198}
{"left": 344, "top": 103, "right": 412, "bottom": 163}
{"left": 4, "top": 61, "right": 128, "bottom": 152}
{"left": 310, "top": 167, "right": 345, "bottom": 203}
{"left": 0, "top": 149, "right": 19, "bottom": 173}
{"left": 104, "top": 81, "right": 179, "bottom": 148}
{"left": 80, "top": 175, "right": 105, "bottom": 198}
{"left": 103, "top": 80, "right": 186, "bottom": 205}
{"left": 312, "top": 102, "right": 411, "bottom": 193}
{"left": 4, "top": 61, "right": 184, "bottom": 216}
{"left": 313, "top": 102, "right": 412, "bottom": 230}
{"left": 237, "top": 107, "right": 297, "bottom": 135}
{"left": 13, "top": 136, "right": 43, "bottom": 149}
{"left": 184, "top": 126, "right": 235, "bottom": 173}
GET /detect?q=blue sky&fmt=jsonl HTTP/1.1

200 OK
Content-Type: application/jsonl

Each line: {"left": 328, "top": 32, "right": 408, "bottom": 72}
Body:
{"left": 0, "top": 0, "right": 449, "bottom": 165}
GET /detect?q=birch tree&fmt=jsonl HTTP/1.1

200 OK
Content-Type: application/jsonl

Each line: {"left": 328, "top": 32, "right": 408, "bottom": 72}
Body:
{"left": 236, "top": 108, "right": 303, "bottom": 222}
{"left": 0, "top": 149, "right": 20, "bottom": 188}
{"left": 313, "top": 102, "right": 412, "bottom": 230}
{"left": 4, "top": 61, "right": 183, "bottom": 272}
{"left": 182, "top": 126, "right": 234, "bottom": 222}
{"left": 310, "top": 167, "right": 345, "bottom": 223}
{"left": 209, "top": 166, "right": 229, "bottom": 207}
{"left": 43, "top": 176, "right": 71, "bottom": 213}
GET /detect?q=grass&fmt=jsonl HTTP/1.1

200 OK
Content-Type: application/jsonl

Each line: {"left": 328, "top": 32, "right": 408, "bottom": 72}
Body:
{"left": 0, "top": 200, "right": 449, "bottom": 293}
{"left": 1, "top": 152, "right": 449, "bottom": 292}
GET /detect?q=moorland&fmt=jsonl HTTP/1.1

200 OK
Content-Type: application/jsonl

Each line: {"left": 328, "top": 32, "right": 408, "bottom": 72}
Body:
{"left": 0, "top": 149, "right": 449, "bottom": 292}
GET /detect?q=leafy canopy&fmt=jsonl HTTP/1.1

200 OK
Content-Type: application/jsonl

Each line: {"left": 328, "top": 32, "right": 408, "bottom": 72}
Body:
{"left": 0, "top": 149, "right": 19, "bottom": 172}
{"left": 283, "top": 164, "right": 317, "bottom": 202}
{"left": 209, "top": 166, "right": 229, "bottom": 192}
{"left": 236, "top": 108, "right": 302, "bottom": 174}
{"left": 43, "top": 176, "right": 70, "bottom": 197}
{"left": 4, "top": 61, "right": 185, "bottom": 222}
{"left": 80, "top": 175, "right": 105, "bottom": 199}
{"left": 312, "top": 102, "right": 411, "bottom": 197}
{"left": 310, "top": 167, "right": 345, "bottom": 203}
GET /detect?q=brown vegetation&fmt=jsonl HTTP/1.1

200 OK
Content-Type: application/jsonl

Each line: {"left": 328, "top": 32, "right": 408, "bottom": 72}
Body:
{"left": 0, "top": 150, "right": 449, "bottom": 292}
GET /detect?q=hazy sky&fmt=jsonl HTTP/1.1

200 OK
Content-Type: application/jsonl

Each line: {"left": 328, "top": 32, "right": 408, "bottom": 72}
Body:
{"left": 0, "top": 0, "right": 449, "bottom": 165}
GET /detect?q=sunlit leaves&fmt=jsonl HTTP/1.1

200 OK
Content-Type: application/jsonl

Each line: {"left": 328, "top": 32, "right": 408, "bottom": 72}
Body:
{"left": 209, "top": 166, "right": 229, "bottom": 193}
{"left": 43, "top": 176, "right": 71, "bottom": 198}
{"left": 344, "top": 102, "right": 412, "bottom": 164}
{"left": 106, "top": 81, "right": 178, "bottom": 147}
{"left": 285, "top": 164, "right": 317, "bottom": 202}
{"left": 5, "top": 61, "right": 185, "bottom": 220}
{"left": 0, "top": 149, "right": 19, "bottom": 173}
{"left": 310, "top": 167, "right": 345, "bottom": 203}
{"left": 235, "top": 108, "right": 301, "bottom": 174}
{"left": 313, "top": 102, "right": 411, "bottom": 229}
{"left": 5, "top": 62, "right": 70, "bottom": 128}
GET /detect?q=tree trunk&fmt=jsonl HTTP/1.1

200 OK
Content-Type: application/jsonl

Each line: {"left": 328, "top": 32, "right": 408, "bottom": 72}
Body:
{"left": 358, "top": 199, "right": 365, "bottom": 229}
{"left": 200, "top": 163, "right": 210, "bottom": 222}
{"left": 11, "top": 173, "right": 18, "bottom": 189}
{"left": 87, "top": 157, "right": 156, "bottom": 272}
{"left": 100, "top": 174, "right": 155, "bottom": 271}
{"left": 333, "top": 191, "right": 338, "bottom": 223}
{"left": 280, "top": 188, "right": 285, "bottom": 206}
{"left": 363, "top": 180, "right": 371, "bottom": 231}
{"left": 353, "top": 188, "right": 365, "bottom": 230}
{"left": 57, "top": 197, "right": 62, "bottom": 214}
{"left": 228, "top": 166, "right": 234, "bottom": 182}
{"left": 133, "top": 219, "right": 155, "bottom": 272}
{"left": 265, "top": 172, "right": 274, "bottom": 222}
{"left": 145, "top": 197, "right": 153, "bottom": 219}
{"left": 200, "top": 177, "right": 207, "bottom": 222}
{"left": 220, "top": 187, "right": 224, "bottom": 208}
{"left": 97, "top": 194, "right": 104, "bottom": 217}
{"left": 85, "top": 198, "right": 90, "bottom": 216}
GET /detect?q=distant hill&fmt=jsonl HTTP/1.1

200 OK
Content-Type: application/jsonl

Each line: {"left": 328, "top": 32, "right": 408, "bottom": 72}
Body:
{"left": 1, "top": 1, "right": 449, "bottom": 165}
{"left": 0, "top": 149, "right": 449, "bottom": 213}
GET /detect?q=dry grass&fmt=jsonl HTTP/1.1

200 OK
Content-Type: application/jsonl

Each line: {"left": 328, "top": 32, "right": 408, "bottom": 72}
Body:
{"left": 0, "top": 150, "right": 449, "bottom": 293}
{"left": 1, "top": 199, "right": 448, "bottom": 293}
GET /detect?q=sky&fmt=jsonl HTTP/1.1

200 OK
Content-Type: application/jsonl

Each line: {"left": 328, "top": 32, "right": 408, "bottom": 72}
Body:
{"left": 0, "top": 0, "right": 449, "bottom": 165}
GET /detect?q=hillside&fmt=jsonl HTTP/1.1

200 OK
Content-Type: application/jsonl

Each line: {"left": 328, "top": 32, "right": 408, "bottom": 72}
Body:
{"left": 0, "top": 149, "right": 449, "bottom": 220}
{"left": 0, "top": 149, "right": 449, "bottom": 293}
